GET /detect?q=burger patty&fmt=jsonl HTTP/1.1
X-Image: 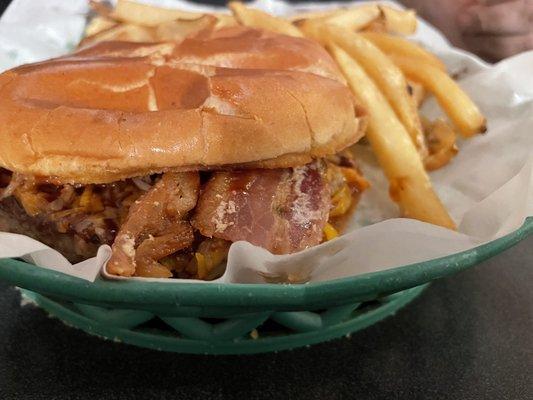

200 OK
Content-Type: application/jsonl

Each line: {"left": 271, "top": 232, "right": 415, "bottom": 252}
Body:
{"left": 0, "top": 197, "right": 98, "bottom": 263}
{"left": 0, "top": 152, "right": 368, "bottom": 279}
{"left": 0, "top": 169, "right": 142, "bottom": 261}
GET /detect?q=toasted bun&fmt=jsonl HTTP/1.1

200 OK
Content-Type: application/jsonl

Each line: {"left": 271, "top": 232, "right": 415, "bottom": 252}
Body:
{"left": 0, "top": 27, "right": 366, "bottom": 183}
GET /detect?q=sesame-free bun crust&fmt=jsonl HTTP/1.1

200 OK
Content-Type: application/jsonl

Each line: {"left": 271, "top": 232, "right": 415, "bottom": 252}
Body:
{"left": 0, "top": 27, "right": 366, "bottom": 183}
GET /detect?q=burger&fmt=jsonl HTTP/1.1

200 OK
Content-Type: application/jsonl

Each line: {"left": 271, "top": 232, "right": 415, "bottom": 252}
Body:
{"left": 0, "top": 27, "right": 368, "bottom": 279}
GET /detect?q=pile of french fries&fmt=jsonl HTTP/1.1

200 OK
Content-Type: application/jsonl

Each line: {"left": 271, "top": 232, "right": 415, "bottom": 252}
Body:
{"left": 85, "top": 0, "right": 487, "bottom": 230}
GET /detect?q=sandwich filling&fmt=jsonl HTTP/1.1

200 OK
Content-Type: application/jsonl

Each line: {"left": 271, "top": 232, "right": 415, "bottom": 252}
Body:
{"left": 0, "top": 151, "right": 367, "bottom": 279}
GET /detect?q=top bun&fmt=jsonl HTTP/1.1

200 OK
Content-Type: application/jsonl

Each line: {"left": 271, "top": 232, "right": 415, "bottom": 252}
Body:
{"left": 0, "top": 27, "right": 366, "bottom": 183}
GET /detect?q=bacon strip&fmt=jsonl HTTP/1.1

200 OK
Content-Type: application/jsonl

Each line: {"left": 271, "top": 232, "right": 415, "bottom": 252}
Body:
{"left": 107, "top": 172, "right": 199, "bottom": 276}
{"left": 192, "top": 161, "right": 330, "bottom": 254}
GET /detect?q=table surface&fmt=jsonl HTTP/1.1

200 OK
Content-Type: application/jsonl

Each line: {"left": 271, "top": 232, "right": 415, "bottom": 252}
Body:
{"left": 0, "top": 0, "right": 531, "bottom": 398}
{"left": 0, "top": 237, "right": 530, "bottom": 400}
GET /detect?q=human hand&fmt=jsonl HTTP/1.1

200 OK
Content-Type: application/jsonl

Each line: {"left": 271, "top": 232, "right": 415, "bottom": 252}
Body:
{"left": 457, "top": 0, "right": 533, "bottom": 61}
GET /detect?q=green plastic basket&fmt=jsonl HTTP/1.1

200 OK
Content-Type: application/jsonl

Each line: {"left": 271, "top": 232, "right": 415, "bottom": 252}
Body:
{"left": 1, "top": 217, "right": 531, "bottom": 354}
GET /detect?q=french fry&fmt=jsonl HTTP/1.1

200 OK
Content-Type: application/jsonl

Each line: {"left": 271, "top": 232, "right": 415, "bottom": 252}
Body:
{"left": 292, "top": 5, "right": 415, "bottom": 34}
{"left": 327, "top": 5, "right": 381, "bottom": 31}
{"left": 313, "top": 24, "right": 426, "bottom": 156}
{"left": 378, "top": 6, "right": 417, "bottom": 35}
{"left": 155, "top": 15, "right": 217, "bottom": 41}
{"left": 329, "top": 44, "right": 455, "bottom": 229}
{"left": 390, "top": 54, "right": 486, "bottom": 137}
{"left": 213, "top": 13, "right": 238, "bottom": 29}
{"left": 228, "top": 1, "right": 303, "bottom": 37}
{"left": 363, "top": 19, "right": 387, "bottom": 33}
{"left": 288, "top": 9, "right": 338, "bottom": 22}
{"left": 295, "top": 5, "right": 381, "bottom": 32}
{"left": 361, "top": 32, "right": 446, "bottom": 71}
{"left": 298, "top": 19, "right": 327, "bottom": 45}
{"left": 110, "top": 0, "right": 203, "bottom": 27}
{"left": 407, "top": 79, "right": 426, "bottom": 108}
{"left": 80, "top": 23, "right": 155, "bottom": 47}
{"left": 84, "top": 16, "right": 117, "bottom": 37}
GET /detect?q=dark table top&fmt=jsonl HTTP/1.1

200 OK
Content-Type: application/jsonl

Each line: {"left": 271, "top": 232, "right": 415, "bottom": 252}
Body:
{"left": 0, "top": 237, "right": 531, "bottom": 399}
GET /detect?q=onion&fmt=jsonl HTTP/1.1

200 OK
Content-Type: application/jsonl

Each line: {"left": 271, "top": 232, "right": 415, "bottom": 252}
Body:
{"left": 0, "top": 173, "right": 23, "bottom": 200}
{"left": 73, "top": 219, "right": 93, "bottom": 233}
{"left": 48, "top": 198, "right": 65, "bottom": 211}
{"left": 132, "top": 177, "right": 152, "bottom": 191}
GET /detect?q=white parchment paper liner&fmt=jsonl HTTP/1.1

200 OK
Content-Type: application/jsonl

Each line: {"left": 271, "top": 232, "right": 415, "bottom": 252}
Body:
{"left": 0, "top": 0, "right": 531, "bottom": 283}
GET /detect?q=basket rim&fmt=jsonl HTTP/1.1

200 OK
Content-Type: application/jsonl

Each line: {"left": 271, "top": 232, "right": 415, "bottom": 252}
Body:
{"left": 0, "top": 217, "right": 531, "bottom": 309}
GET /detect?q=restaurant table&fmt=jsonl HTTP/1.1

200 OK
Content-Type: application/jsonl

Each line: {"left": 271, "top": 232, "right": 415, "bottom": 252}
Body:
{"left": 0, "top": 237, "right": 530, "bottom": 399}
{"left": 0, "top": 0, "right": 531, "bottom": 398}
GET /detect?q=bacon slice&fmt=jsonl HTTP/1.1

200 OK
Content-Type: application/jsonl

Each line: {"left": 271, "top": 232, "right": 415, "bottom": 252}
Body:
{"left": 192, "top": 161, "right": 330, "bottom": 254}
{"left": 108, "top": 172, "right": 199, "bottom": 276}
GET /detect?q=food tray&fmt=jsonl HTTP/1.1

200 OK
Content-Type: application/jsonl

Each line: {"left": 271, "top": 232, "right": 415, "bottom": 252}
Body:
{"left": 0, "top": 217, "right": 530, "bottom": 354}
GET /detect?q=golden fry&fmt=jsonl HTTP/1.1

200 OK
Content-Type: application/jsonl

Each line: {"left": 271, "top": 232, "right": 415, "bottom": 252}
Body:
{"left": 315, "top": 25, "right": 426, "bottom": 156}
{"left": 229, "top": 1, "right": 303, "bottom": 37}
{"left": 292, "top": 5, "right": 415, "bottom": 34}
{"left": 329, "top": 45, "right": 455, "bottom": 229}
{"left": 80, "top": 23, "right": 155, "bottom": 47}
{"left": 363, "top": 19, "right": 387, "bottom": 33}
{"left": 378, "top": 6, "right": 417, "bottom": 35}
{"left": 296, "top": 5, "right": 380, "bottom": 31}
{"left": 84, "top": 16, "right": 117, "bottom": 37}
{"left": 407, "top": 79, "right": 426, "bottom": 108}
{"left": 110, "top": 0, "right": 203, "bottom": 27}
{"left": 327, "top": 5, "right": 381, "bottom": 31}
{"left": 298, "top": 19, "right": 327, "bottom": 45}
{"left": 288, "top": 9, "right": 338, "bottom": 22}
{"left": 361, "top": 32, "right": 446, "bottom": 71}
{"left": 213, "top": 13, "right": 238, "bottom": 28}
{"left": 391, "top": 55, "right": 486, "bottom": 137}
{"left": 154, "top": 15, "right": 217, "bottom": 41}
